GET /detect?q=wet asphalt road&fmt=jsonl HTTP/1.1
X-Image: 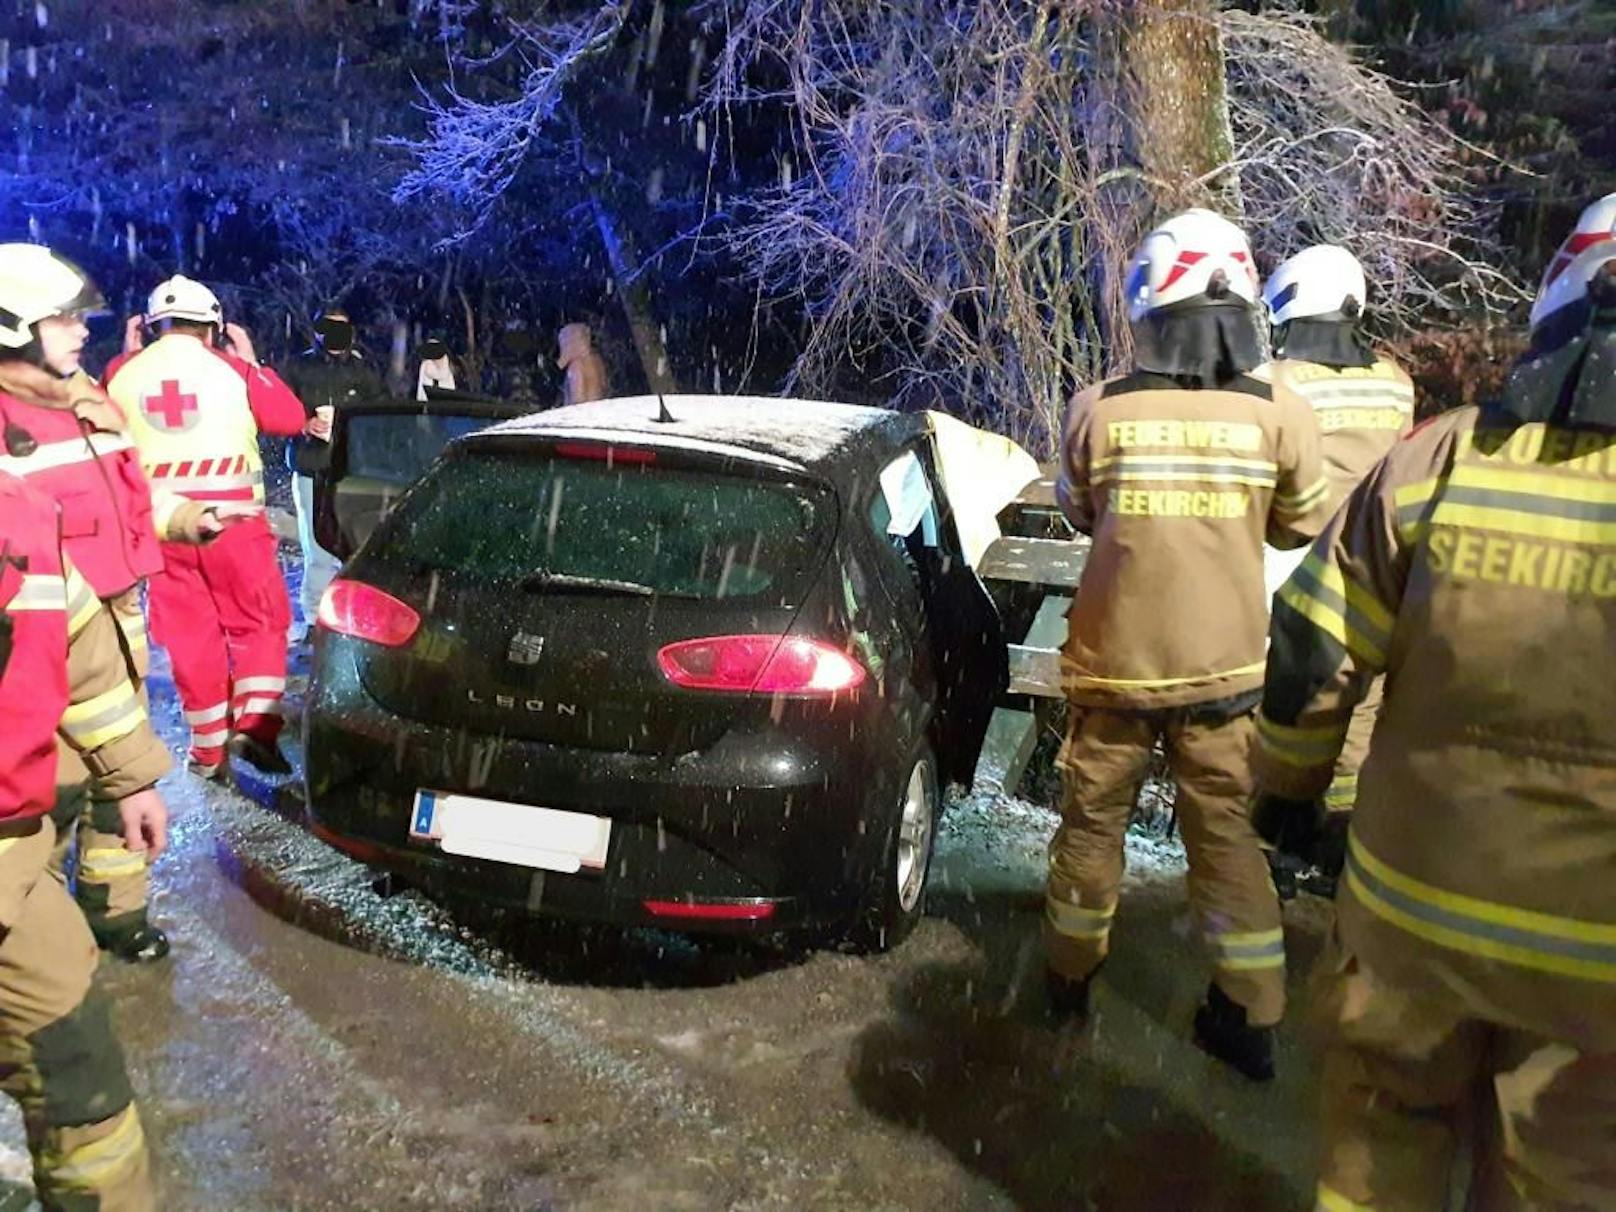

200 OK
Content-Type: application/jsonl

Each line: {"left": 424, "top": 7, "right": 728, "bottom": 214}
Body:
{"left": 0, "top": 648, "right": 1335, "bottom": 1211}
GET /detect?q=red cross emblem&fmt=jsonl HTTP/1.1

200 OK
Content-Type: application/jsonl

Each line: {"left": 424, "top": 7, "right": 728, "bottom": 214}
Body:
{"left": 142, "top": 380, "right": 199, "bottom": 432}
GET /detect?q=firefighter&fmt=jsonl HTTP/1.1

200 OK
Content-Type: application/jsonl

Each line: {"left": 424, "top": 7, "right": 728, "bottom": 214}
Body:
{"left": 1255, "top": 201, "right": 1616, "bottom": 1208}
{"left": 1, "top": 470, "right": 164, "bottom": 1210}
{"left": 1048, "top": 209, "right": 1328, "bottom": 1081}
{"left": 105, "top": 276, "right": 309, "bottom": 777}
{"left": 557, "top": 321, "right": 608, "bottom": 406}
{"left": 0, "top": 244, "right": 251, "bottom": 963}
{"left": 1255, "top": 246, "right": 1416, "bottom": 896}
{"left": 281, "top": 306, "right": 381, "bottom": 637}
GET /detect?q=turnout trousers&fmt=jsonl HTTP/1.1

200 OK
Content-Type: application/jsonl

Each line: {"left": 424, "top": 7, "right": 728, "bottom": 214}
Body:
{"left": 0, "top": 820, "right": 152, "bottom": 1211}
{"left": 48, "top": 591, "right": 152, "bottom": 950}
{"left": 1043, "top": 708, "right": 1286, "bottom": 1026}
{"left": 147, "top": 517, "right": 289, "bottom": 770}
{"left": 1312, "top": 936, "right": 1616, "bottom": 1211}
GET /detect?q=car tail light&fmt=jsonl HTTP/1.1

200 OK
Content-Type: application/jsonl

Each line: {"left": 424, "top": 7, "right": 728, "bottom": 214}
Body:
{"left": 553, "top": 441, "right": 657, "bottom": 465}
{"left": 656, "top": 635, "right": 866, "bottom": 695}
{"left": 643, "top": 898, "right": 778, "bottom": 922}
{"left": 317, "top": 579, "right": 421, "bottom": 647}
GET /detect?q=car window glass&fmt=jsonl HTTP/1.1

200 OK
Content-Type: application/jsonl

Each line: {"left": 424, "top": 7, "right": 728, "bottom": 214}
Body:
{"left": 345, "top": 412, "right": 498, "bottom": 485}
{"left": 876, "top": 449, "right": 939, "bottom": 548}
{"left": 374, "top": 449, "right": 832, "bottom": 605}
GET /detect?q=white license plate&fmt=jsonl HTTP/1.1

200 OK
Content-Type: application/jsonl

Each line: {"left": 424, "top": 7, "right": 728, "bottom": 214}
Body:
{"left": 410, "top": 790, "right": 610, "bottom": 874}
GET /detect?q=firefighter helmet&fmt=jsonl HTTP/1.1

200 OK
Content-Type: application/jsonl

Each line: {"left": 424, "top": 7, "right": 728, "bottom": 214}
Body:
{"left": 1535, "top": 193, "right": 1616, "bottom": 309}
{"left": 0, "top": 244, "right": 106, "bottom": 350}
{"left": 1264, "top": 245, "right": 1368, "bottom": 326}
{"left": 1124, "top": 209, "right": 1259, "bottom": 322}
{"left": 146, "top": 275, "right": 223, "bottom": 327}
{"left": 1530, "top": 240, "right": 1616, "bottom": 334}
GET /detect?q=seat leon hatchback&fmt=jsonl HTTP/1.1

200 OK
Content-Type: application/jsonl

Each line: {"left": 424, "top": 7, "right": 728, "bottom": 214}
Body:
{"left": 304, "top": 395, "right": 1009, "bottom": 949}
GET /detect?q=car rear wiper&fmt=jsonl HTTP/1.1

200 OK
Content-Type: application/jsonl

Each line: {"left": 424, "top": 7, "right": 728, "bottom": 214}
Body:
{"left": 519, "top": 571, "right": 657, "bottom": 596}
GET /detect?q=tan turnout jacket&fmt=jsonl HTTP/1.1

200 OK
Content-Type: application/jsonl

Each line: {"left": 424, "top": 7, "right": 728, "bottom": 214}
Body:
{"left": 1261, "top": 356, "right": 1415, "bottom": 514}
{"left": 1058, "top": 371, "right": 1328, "bottom": 710}
{"left": 1257, "top": 406, "right": 1616, "bottom": 1050}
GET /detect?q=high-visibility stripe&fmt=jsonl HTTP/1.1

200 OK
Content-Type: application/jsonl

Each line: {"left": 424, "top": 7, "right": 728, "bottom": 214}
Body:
{"left": 184, "top": 702, "right": 230, "bottom": 726}
{"left": 60, "top": 685, "right": 146, "bottom": 749}
{"left": 1393, "top": 477, "right": 1442, "bottom": 541}
{"left": 1066, "top": 659, "right": 1266, "bottom": 691}
{"left": 1208, "top": 927, "right": 1286, "bottom": 971}
{"left": 1256, "top": 715, "right": 1350, "bottom": 768}
{"left": 234, "top": 696, "right": 282, "bottom": 718}
{"left": 1298, "top": 384, "right": 1415, "bottom": 405}
{"left": 115, "top": 609, "right": 148, "bottom": 651}
{"left": 45, "top": 1104, "right": 145, "bottom": 1190}
{"left": 1276, "top": 554, "right": 1392, "bottom": 669}
{"left": 190, "top": 723, "right": 229, "bottom": 743}
{"left": 1346, "top": 835, "right": 1616, "bottom": 982}
{"left": 232, "top": 676, "right": 287, "bottom": 695}
{"left": 1046, "top": 898, "right": 1116, "bottom": 941}
{"left": 5, "top": 573, "right": 67, "bottom": 613}
{"left": 0, "top": 432, "right": 136, "bottom": 477}
{"left": 1323, "top": 772, "right": 1358, "bottom": 811}
{"left": 64, "top": 569, "right": 102, "bottom": 636}
{"left": 1274, "top": 476, "right": 1329, "bottom": 518}
{"left": 1315, "top": 1185, "right": 1375, "bottom": 1212}
{"left": 78, "top": 847, "right": 149, "bottom": 881}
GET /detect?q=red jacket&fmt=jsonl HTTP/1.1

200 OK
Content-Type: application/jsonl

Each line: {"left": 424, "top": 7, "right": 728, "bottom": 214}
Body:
{"left": 0, "top": 475, "right": 168, "bottom": 822}
{"left": 0, "top": 367, "right": 166, "bottom": 599}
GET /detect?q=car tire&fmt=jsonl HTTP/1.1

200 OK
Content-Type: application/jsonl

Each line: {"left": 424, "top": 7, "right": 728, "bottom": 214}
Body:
{"left": 846, "top": 742, "right": 940, "bottom": 953}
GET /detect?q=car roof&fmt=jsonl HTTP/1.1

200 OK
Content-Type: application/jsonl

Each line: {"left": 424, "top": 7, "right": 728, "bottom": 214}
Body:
{"left": 478, "top": 395, "right": 926, "bottom": 474}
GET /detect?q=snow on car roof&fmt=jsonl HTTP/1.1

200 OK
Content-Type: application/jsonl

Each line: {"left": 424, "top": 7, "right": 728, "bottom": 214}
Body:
{"left": 486, "top": 395, "right": 901, "bottom": 468}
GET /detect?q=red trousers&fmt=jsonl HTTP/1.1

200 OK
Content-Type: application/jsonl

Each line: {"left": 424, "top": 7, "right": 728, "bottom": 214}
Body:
{"left": 148, "top": 517, "right": 290, "bottom": 766}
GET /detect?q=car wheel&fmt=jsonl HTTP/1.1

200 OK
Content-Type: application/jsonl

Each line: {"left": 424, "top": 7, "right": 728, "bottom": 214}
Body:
{"left": 847, "top": 743, "right": 939, "bottom": 953}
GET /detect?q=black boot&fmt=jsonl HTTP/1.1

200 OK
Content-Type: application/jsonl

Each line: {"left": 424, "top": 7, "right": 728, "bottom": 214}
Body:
{"left": 1193, "top": 982, "right": 1275, "bottom": 1082}
{"left": 104, "top": 924, "right": 171, "bottom": 964}
{"left": 229, "top": 732, "right": 293, "bottom": 775}
{"left": 1045, "top": 966, "right": 1097, "bottom": 1023}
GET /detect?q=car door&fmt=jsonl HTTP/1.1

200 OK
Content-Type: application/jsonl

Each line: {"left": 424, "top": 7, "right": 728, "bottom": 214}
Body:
{"left": 313, "top": 391, "right": 538, "bottom": 560}
{"left": 869, "top": 442, "right": 1008, "bottom": 787}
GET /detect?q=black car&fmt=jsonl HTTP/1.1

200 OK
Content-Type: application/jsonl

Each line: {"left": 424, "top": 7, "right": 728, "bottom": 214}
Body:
{"left": 305, "top": 395, "right": 1008, "bottom": 949}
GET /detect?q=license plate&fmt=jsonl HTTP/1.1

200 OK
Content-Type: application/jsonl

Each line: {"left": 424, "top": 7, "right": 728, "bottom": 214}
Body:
{"left": 410, "top": 790, "right": 610, "bottom": 874}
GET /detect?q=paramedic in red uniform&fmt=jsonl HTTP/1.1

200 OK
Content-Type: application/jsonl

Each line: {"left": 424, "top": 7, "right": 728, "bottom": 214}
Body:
{"left": 106, "top": 277, "right": 311, "bottom": 777}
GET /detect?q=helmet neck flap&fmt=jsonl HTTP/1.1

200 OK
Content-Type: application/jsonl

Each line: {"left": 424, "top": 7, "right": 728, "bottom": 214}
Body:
{"left": 1499, "top": 280, "right": 1616, "bottom": 428}
{"left": 1130, "top": 301, "right": 1265, "bottom": 388}
{"left": 1273, "top": 317, "right": 1375, "bottom": 370}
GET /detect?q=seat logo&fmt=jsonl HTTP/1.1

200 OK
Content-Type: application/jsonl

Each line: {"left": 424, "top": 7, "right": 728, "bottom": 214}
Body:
{"left": 507, "top": 631, "right": 546, "bottom": 666}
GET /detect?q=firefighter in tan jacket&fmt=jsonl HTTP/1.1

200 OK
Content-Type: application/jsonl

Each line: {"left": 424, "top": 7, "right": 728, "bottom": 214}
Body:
{"left": 1048, "top": 210, "right": 1328, "bottom": 1081}
{"left": 1255, "top": 198, "right": 1616, "bottom": 1209}
{"left": 1255, "top": 246, "right": 1416, "bottom": 894}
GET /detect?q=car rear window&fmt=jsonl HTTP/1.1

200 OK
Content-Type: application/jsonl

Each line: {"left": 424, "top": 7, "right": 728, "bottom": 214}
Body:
{"left": 345, "top": 412, "right": 501, "bottom": 485}
{"left": 373, "top": 446, "right": 835, "bottom": 603}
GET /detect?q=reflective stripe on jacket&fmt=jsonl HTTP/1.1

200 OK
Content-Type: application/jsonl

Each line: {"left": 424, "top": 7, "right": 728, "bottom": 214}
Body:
{"left": 1057, "top": 371, "right": 1328, "bottom": 709}
{"left": 1260, "top": 356, "right": 1415, "bottom": 515}
{"left": 107, "top": 333, "right": 303, "bottom": 506}
{"left": 0, "top": 379, "right": 164, "bottom": 597}
{"left": 1256, "top": 407, "right": 1616, "bottom": 1049}
{"left": 0, "top": 475, "right": 168, "bottom": 821}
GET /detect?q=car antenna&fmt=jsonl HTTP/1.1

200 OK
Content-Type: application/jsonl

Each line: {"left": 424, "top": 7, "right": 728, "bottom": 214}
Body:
{"left": 654, "top": 393, "right": 677, "bottom": 424}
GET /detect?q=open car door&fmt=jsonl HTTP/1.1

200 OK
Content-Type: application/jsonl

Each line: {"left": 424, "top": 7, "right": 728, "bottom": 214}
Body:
{"left": 313, "top": 388, "right": 539, "bottom": 561}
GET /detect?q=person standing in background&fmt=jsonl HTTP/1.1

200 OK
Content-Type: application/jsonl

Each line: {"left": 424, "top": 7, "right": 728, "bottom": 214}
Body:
{"left": 415, "top": 334, "right": 456, "bottom": 401}
{"left": 281, "top": 307, "right": 383, "bottom": 640}
{"left": 558, "top": 322, "right": 608, "bottom": 406}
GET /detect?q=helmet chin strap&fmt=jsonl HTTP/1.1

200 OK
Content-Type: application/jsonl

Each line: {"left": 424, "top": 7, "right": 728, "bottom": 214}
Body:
{"left": 1131, "top": 304, "right": 1265, "bottom": 387}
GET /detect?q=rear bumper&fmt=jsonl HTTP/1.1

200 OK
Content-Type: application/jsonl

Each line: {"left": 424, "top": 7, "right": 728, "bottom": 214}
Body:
{"left": 303, "top": 643, "right": 890, "bottom": 934}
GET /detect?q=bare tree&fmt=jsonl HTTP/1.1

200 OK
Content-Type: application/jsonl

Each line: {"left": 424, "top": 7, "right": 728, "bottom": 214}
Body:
{"left": 702, "top": 1, "right": 1522, "bottom": 454}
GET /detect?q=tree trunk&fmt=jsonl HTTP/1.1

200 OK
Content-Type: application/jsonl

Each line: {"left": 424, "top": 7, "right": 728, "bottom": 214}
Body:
{"left": 588, "top": 191, "right": 676, "bottom": 395}
{"left": 1120, "top": 0, "right": 1242, "bottom": 216}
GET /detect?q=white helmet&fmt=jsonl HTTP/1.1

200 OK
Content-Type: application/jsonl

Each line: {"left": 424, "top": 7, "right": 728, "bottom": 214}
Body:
{"left": 0, "top": 243, "right": 105, "bottom": 350}
{"left": 1535, "top": 193, "right": 1616, "bottom": 315}
{"left": 1264, "top": 245, "right": 1368, "bottom": 326}
{"left": 146, "top": 275, "right": 223, "bottom": 327}
{"left": 1529, "top": 241, "right": 1616, "bottom": 334}
{"left": 1124, "top": 209, "right": 1259, "bottom": 322}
